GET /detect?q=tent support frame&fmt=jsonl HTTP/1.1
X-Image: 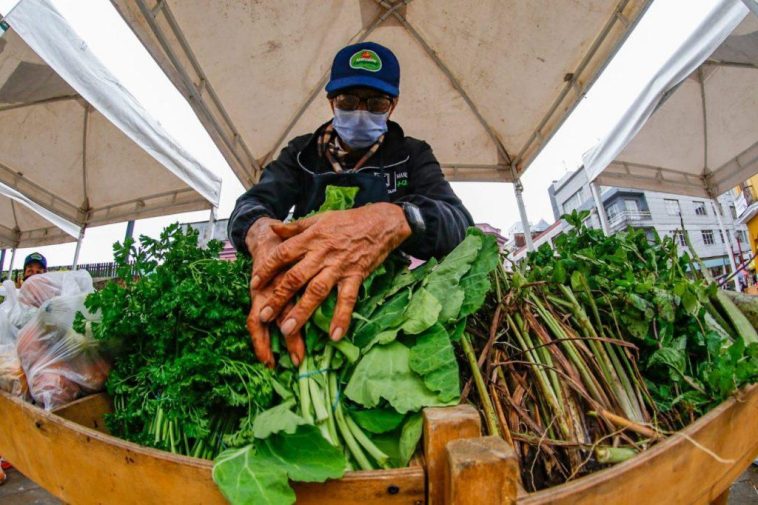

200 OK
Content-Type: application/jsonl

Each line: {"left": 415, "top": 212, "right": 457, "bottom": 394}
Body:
{"left": 712, "top": 199, "right": 739, "bottom": 291}
{"left": 590, "top": 182, "right": 611, "bottom": 236}
{"left": 513, "top": 179, "right": 534, "bottom": 252}
{"left": 72, "top": 226, "right": 86, "bottom": 269}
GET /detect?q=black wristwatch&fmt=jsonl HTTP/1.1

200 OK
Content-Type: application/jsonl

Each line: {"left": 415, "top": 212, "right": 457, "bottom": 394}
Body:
{"left": 397, "top": 202, "right": 426, "bottom": 236}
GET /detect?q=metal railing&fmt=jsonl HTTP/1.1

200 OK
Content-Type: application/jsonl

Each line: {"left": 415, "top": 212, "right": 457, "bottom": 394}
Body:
{"left": 607, "top": 210, "right": 652, "bottom": 229}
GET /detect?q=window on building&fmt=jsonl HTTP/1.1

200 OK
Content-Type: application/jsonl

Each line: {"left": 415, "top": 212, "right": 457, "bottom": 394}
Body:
{"left": 664, "top": 199, "right": 681, "bottom": 216}
{"left": 719, "top": 230, "right": 724, "bottom": 243}
{"left": 673, "top": 231, "right": 686, "bottom": 246}
{"left": 730, "top": 205, "right": 737, "bottom": 219}
{"left": 736, "top": 230, "right": 747, "bottom": 243}
{"left": 562, "top": 189, "right": 583, "bottom": 214}
{"left": 694, "top": 201, "right": 707, "bottom": 216}
{"left": 702, "top": 229, "right": 714, "bottom": 245}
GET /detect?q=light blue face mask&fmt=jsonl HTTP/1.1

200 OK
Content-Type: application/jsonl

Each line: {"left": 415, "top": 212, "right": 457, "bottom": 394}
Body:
{"left": 332, "top": 109, "right": 389, "bottom": 149}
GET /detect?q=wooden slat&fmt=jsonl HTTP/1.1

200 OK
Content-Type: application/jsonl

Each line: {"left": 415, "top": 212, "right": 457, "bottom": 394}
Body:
{"left": 52, "top": 392, "right": 111, "bottom": 434}
{"left": 521, "top": 385, "right": 758, "bottom": 505}
{"left": 0, "top": 391, "right": 425, "bottom": 504}
{"left": 423, "top": 404, "right": 482, "bottom": 504}
{"left": 444, "top": 436, "right": 520, "bottom": 504}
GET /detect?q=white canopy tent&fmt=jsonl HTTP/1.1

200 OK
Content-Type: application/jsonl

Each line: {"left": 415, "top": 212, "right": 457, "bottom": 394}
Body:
{"left": 0, "top": 182, "right": 80, "bottom": 276}
{"left": 0, "top": 0, "right": 222, "bottom": 266}
{"left": 583, "top": 0, "right": 756, "bottom": 286}
{"left": 112, "top": 0, "right": 652, "bottom": 248}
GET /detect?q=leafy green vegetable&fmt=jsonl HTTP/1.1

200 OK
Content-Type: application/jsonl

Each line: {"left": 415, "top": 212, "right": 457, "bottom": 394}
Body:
{"left": 213, "top": 425, "right": 346, "bottom": 505}
{"left": 86, "top": 187, "right": 503, "bottom": 503}
{"left": 409, "top": 323, "right": 460, "bottom": 402}
{"left": 252, "top": 400, "right": 307, "bottom": 439}
{"left": 349, "top": 408, "right": 406, "bottom": 434}
{"left": 398, "top": 413, "right": 424, "bottom": 466}
{"left": 345, "top": 342, "right": 450, "bottom": 413}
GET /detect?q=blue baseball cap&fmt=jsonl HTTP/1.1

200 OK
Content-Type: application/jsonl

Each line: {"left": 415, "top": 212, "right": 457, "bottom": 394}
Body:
{"left": 325, "top": 42, "right": 400, "bottom": 97}
{"left": 24, "top": 252, "right": 47, "bottom": 270}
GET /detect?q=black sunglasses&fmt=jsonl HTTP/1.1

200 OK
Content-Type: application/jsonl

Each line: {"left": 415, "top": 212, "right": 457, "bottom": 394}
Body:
{"left": 333, "top": 94, "right": 393, "bottom": 114}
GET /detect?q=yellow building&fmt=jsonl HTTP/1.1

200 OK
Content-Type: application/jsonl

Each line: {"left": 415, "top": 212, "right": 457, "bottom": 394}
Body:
{"left": 734, "top": 176, "right": 758, "bottom": 258}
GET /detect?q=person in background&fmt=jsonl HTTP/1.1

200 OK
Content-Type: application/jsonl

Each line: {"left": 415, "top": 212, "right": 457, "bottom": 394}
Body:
{"left": 22, "top": 252, "right": 47, "bottom": 281}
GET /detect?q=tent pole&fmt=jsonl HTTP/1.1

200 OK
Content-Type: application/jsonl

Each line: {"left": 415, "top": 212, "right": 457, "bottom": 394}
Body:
{"left": 590, "top": 183, "right": 611, "bottom": 236}
{"left": 0, "top": 249, "right": 5, "bottom": 274}
{"left": 7, "top": 247, "right": 16, "bottom": 281}
{"left": 513, "top": 179, "right": 534, "bottom": 252}
{"left": 72, "top": 227, "right": 86, "bottom": 269}
{"left": 124, "top": 220, "right": 135, "bottom": 241}
{"left": 712, "top": 200, "right": 739, "bottom": 290}
{"left": 206, "top": 207, "right": 217, "bottom": 242}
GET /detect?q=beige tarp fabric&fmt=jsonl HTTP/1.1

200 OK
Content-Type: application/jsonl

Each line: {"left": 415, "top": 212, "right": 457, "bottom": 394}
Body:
{"left": 112, "top": 0, "right": 651, "bottom": 187}
{"left": 584, "top": 3, "right": 757, "bottom": 198}
{"left": 0, "top": 184, "right": 77, "bottom": 248}
{"left": 0, "top": 0, "right": 221, "bottom": 236}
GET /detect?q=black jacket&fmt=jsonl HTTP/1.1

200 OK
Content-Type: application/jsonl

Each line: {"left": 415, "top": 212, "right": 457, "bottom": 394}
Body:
{"left": 228, "top": 120, "right": 473, "bottom": 259}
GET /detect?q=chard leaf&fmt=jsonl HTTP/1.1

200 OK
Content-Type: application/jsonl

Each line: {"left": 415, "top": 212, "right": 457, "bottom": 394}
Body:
{"left": 401, "top": 288, "right": 442, "bottom": 335}
{"left": 425, "top": 233, "right": 482, "bottom": 322}
{"left": 257, "top": 425, "right": 347, "bottom": 481}
{"left": 252, "top": 400, "right": 306, "bottom": 439}
{"left": 349, "top": 408, "right": 406, "bottom": 434}
{"left": 345, "top": 342, "right": 448, "bottom": 413}
{"left": 458, "top": 229, "right": 500, "bottom": 317}
{"left": 318, "top": 185, "right": 360, "bottom": 212}
{"left": 212, "top": 426, "right": 347, "bottom": 505}
{"left": 398, "top": 413, "right": 423, "bottom": 466}
{"left": 409, "top": 324, "right": 460, "bottom": 401}
{"left": 353, "top": 290, "right": 411, "bottom": 349}
{"left": 213, "top": 446, "right": 294, "bottom": 505}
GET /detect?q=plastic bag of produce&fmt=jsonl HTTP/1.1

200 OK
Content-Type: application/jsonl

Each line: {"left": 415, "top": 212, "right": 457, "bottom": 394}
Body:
{"left": 16, "top": 275, "right": 109, "bottom": 410}
{"left": 0, "top": 280, "right": 25, "bottom": 346}
{"left": 0, "top": 344, "right": 28, "bottom": 399}
{"left": 18, "top": 271, "right": 93, "bottom": 308}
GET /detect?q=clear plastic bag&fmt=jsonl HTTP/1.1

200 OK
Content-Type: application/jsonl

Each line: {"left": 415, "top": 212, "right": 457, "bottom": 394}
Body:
{"left": 15, "top": 271, "right": 109, "bottom": 410}
{"left": 18, "top": 271, "right": 94, "bottom": 308}
{"left": 0, "top": 343, "right": 28, "bottom": 399}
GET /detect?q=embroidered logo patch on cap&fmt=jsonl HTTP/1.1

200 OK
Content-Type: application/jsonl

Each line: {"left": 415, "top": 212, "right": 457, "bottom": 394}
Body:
{"left": 349, "top": 49, "right": 382, "bottom": 72}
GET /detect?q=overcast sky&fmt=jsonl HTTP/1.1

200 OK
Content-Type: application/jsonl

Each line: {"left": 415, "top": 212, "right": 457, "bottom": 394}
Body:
{"left": 0, "top": 0, "right": 725, "bottom": 269}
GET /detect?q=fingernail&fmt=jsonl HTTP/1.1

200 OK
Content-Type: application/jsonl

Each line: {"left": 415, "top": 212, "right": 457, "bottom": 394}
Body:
{"left": 260, "top": 306, "right": 273, "bottom": 322}
{"left": 281, "top": 318, "right": 296, "bottom": 336}
{"left": 252, "top": 275, "right": 261, "bottom": 289}
{"left": 291, "top": 353, "right": 301, "bottom": 367}
{"left": 331, "top": 327, "right": 343, "bottom": 341}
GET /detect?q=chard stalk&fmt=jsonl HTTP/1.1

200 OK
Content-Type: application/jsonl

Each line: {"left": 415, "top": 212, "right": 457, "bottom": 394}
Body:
{"left": 329, "top": 373, "right": 373, "bottom": 470}
{"left": 461, "top": 332, "right": 500, "bottom": 437}
{"left": 307, "top": 357, "right": 330, "bottom": 423}
{"left": 345, "top": 413, "right": 390, "bottom": 468}
{"left": 320, "top": 347, "right": 340, "bottom": 446}
{"left": 298, "top": 358, "right": 314, "bottom": 424}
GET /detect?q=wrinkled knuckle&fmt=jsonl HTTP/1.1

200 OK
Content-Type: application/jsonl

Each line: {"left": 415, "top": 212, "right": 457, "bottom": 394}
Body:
{"left": 309, "top": 279, "right": 331, "bottom": 299}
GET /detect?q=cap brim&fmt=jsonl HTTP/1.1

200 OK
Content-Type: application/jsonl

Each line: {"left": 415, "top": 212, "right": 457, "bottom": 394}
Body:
{"left": 326, "top": 76, "right": 399, "bottom": 97}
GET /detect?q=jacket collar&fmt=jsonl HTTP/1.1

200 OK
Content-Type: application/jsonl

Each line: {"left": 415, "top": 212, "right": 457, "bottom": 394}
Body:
{"left": 297, "top": 119, "right": 409, "bottom": 173}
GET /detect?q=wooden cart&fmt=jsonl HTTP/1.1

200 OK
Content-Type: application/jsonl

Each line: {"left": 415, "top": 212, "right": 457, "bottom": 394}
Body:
{"left": 1, "top": 386, "right": 757, "bottom": 504}
{"left": 0, "top": 391, "right": 497, "bottom": 504}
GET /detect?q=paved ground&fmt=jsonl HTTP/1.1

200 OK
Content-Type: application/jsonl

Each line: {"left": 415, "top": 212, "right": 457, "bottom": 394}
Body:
{"left": 1, "top": 465, "right": 757, "bottom": 503}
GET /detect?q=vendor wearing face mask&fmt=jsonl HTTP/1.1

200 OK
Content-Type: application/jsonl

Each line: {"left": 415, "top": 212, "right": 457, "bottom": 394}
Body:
{"left": 228, "top": 42, "right": 473, "bottom": 367}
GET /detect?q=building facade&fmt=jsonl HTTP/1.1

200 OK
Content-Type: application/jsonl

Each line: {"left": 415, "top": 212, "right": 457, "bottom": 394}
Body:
{"left": 547, "top": 167, "right": 750, "bottom": 279}
{"left": 734, "top": 176, "right": 758, "bottom": 259}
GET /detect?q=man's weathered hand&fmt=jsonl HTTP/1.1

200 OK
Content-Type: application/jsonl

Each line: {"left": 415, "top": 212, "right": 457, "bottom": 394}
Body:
{"left": 245, "top": 218, "right": 305, "bottom": 367}
{"left": 252, "top": 203, "right": 412, "bottom": 342}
